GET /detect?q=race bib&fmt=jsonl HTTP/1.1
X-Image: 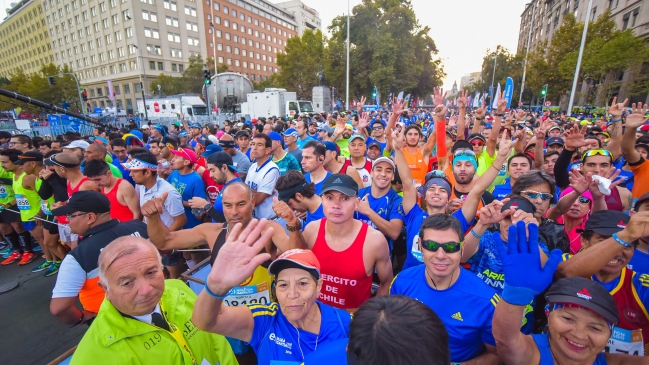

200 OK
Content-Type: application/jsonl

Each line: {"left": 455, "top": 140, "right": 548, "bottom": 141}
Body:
{"left": 411, "top": 234, "right": 424, "bottom": 263}
{"left": 605, "top": 327, "right": 644, "bottom": 356}
{"left": 0, "top": 185, "right": 7, "bottom": 199}
{"left": 41, "top": 200, "right": 52, "bottom": 216}
{"left": 15, "top": 194, "right": 30, "bottom": 211}
{"left": 223, "top": 282, "right": 270, "bottom": 307}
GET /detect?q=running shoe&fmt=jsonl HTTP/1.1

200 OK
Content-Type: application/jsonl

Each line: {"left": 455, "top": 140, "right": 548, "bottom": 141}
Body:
{"left": 18, "top": 252, "right": 37, "bottom": 265}
{"left": 0, "top": 241, "right": 8, "bottom": 250}
{"left": 0, "top": 246, "right": 13, "bottom": 257}
{"left": 32, "top": 260, "right": 51, "bottom": 273}
{"left": 33, "top": 245, "right": 42, "bottom": 252}
{"left": 44, "top": 261, "right": 61, "bottom": 277}
{"left": 1, "top": 252, "right": 22, "bottom": 265}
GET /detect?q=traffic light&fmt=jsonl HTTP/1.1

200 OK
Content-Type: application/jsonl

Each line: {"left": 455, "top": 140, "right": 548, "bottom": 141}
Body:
{"left": 540, "top": 84, "right": 548, "bottom": 96}
{"left": 47, "top": 76, "right": 55, "bottom": 86}
{"left": 204, "top": 69, "right": 211, "bottom": 85}
{"left": 372, "top": 90, "right": 377, "bottom": 98}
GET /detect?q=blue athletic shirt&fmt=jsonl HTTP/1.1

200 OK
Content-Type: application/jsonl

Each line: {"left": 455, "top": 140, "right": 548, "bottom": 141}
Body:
{"left": 401, "top": 204, "right": 470, "bottom": 271}
{"left": 390, "top": 266, "right": 499, "bottom": 363}
{"left": 305, "top": 172, "right": 332, "bottom": 195}
{"left": 304, "top": 204, "right": 325, "bottom": 228}
{"left": 214, "top": 177, "right": 243, "bottom": 214}
{"left": 247, "top": 301, "right": 350, "bottom": 365}
{"left": 302, "top": 338, "right": 347, "bottom": 365}
{"left": 491, "top": 178, "right": 512, "bottom": 200}
{"left": 167, "top": 170, "right": 206, "bottom": 229}
{"left": 466, "top": 230, "right": 550, "bottom": 333}
{"left": 354, "top": 187, "right": 404, "bottom": 251}
{"left": 628, "top": 249, "right": 649, "bottom": 274}
{"left": 365, "top": 138, "right": 386, "bottom": 153}
{"left": 532, "top": 333, "right": 608, "bottom": 365}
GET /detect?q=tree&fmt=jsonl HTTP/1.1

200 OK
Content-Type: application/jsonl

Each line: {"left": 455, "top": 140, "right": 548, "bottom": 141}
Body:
{"left": 149, "top": 74, "right": 184, "bottom": 95}
{"left": 276, "top": 29, "right": 325, "bottom": 100}
{"left": 252, "top": 73, "right": 281, "bottom": 91}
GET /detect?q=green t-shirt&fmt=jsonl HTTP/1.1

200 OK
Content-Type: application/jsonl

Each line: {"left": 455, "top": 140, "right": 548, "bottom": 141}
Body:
{"left": 336, "top": 138, "right": 350, "bottom": 158}
{"left": 0, "top": 167, "right": 15, "bottom": 205}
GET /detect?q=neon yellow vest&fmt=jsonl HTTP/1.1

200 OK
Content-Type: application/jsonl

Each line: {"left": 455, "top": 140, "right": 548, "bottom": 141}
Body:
{"left": 13, "top": 172, "right": 41, "bottom": 221}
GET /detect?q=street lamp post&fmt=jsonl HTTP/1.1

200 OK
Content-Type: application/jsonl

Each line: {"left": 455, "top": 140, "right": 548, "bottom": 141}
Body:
{"left": 54, "top": 72, "right": 86, "bottom": 114}
{"left": 210, "top": 21, "right": 218, "bottom": 118}
{"left": 127, "top": 15, "right": 148, "bottom": 121}
{"left": 520, "top": 1, "right": 536, "bottom": 103}
{"left": 490, "top": 54, "right": 497, "bottom": 103}
{"left": 345, "top": 0, "right": 350, "bottom": 111}
{"left": 567, "top": 0, "right": 594, "bottom": 115}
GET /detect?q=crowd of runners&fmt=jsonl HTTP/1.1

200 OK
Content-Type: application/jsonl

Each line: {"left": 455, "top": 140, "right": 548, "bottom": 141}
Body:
{"left": 2, "top": 87, "right": 649, "bottom": 364}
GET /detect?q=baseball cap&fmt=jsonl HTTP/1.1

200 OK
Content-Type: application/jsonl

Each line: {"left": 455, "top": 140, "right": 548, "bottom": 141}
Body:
{"left": 189, "top": 123, "right": 201, "bottom": 129}
{"left": 13, "top": 151, "right": 43, "bottom": 165}
{"left": 170, "top": 147, "right": 198, "bottom": 164}
{"left": 282, "top": 128, "right": 298, "bottom": 138}
{"left": 323, "top": 141, "right": 339, "bottom": 154}
{"left": 545, "top": 276, "right": 619, "bottom": 325}
{"left": 235, "top": 130, "right": 250, "bottom": 138}
{"left": 201, "top": 144, "right": 223, "bottom": 157}
{"left": 51, "top": 191, "right": 110, "bottom": 216}
{"left": 548, "top": 126, "right": 562, "bottom": 132}
{"left": 172, "top": 121, "right": 182, "bottom": 127}
{"left": 63, "top": 140, "right": 90, "bottom": 150}
{"left": 372, "top": 156, "right": 395, "bottom": 170}
{"left": 141, "top": 124, "right": 150, "bottom": 129}
{"left": 321, "top": 173, "right": 358, "bottom": 197}
{"left": 546, "top": 137, "right": 564, "bottom": 146}
{"left": 451, "top": 140, "right": 472, "bottom": 153}
{"left": 206, "top": 151, "right": 236, "bottom": 171}
{"left": 500, "top": 196, "right": 536, "bottom": 215}
{"left": 196, "top": 134, "right": 212, "bottom": 147}
{"left": 632, "top": 192, "right": 649, "bottom": 212}
{"left": 467, "top": 134, "right": 486, "bottom": 143}
{"left": 345, "top": 124, "right": 353, "bottom": 131}
{"left": 577, "top": 210, "right": 629, "bottom": 236}
{"left": 268, "top": 132, "right": 283, "bottom": 143}
{"left": 349, "top": 134, "right": 365, "bottom": 142}
{"left": 267, "top": 249, "right": 321, "bottom": 280}
{"left": 367, "top": 141, "right": 382, "bottom": 150}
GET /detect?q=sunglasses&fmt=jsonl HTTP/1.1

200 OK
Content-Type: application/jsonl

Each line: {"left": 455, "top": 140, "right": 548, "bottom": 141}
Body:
{"left": 578, "top": 196, "right": 592, "bottom": 204}
{"left": 521, "top": 190, "right": 553, "bottom": 201}
{"left": 582, "top": 149, "right": 611, "bottom": 161}
{"left": 420, "top": 240, "right": 463, "bottom": 253}
{"left": 372, "top": 126, "right": 384, "bottom": 130}
{"left": 470, "top": 141, "right": 485, "bottom": 146}
{"left": 453, "top": 149, "right": 476, "bottom": 157}
{"left": 66, "top": 212, "right": 88, "bottom": 220}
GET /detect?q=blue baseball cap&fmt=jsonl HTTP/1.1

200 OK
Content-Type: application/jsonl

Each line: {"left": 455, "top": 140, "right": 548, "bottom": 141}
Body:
{"left": 324, "top": 141, "right": 339, "bottom": 153}
{"left": 283, "top": 128, "right": 298, "bottom": 138}
{"left": 189, "top": 123, "right": 201, "bottom": 128}
{"left": 201, "top": 144, "right": 223, "bottom": 157}
{"left": 268, "top": 132, "right": 283, "bottom": 142}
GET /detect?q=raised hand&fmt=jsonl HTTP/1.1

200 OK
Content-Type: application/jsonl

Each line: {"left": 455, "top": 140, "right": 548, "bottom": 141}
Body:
{"left": 333, "top": 116, "right": 346, "bottom": 136}
{"left": 607, "top": 96, "right": 629, "bottom": 119}
{"left": 432, "top": 87, "right": 447, "bottom": 107}
{"left": 477, "top": 199, "right": 509, "bottom": 226}
{"left": 495, "top": 221, "right": 563, "bottom": 303}
{"left": 457, "top": 90, "right": 468, "bottom": 109}
{"left": 357, "top": 96, "right": 367, "bottom": 113}
{"left": 497, "top": 129, "right": 516, "bottom": 159}
{"left": 355, "top": 194, "right": 372, "bottom": 216}
{"left": 496, "top": 91, "right": 507, "bottom": 114}
{"left": 588, "top": 168, "right": 624, "bottom": 199}
{"left": 141, "top": 192, "right": 168, "bottom": 218}
{"left": 625, "top": 103, "right": 648, "bottom": 129}
{"left": 206, "top": 219, "right": 274, "bottom": 295}
{"left": 563, "top": 124, "right": 589, "bottom": 151}
{"left": 434, "top": 104, "right": 448, "bottom": 122}
{"left": 474, "top": 105, "right": 486, "bottom": 119}
{"left": 391, "top": 128, "right": 404, "bottom": 150}
{"left": 515, "top": 109, "right": 527, "bottom": 121}
{"left": 620, "top": 211, "right": 649, "bottom": 243}
{"left": 357, "top": 112, "right": 370, "bottom": 129}
{"left": 568, "top": 171, "right": 591, "bottom": 195}
{"left": 392, "top": 97, "right": 408, "bottom": 116}
{"left": 272, "top": 196, "right": 298, "bottom": 225}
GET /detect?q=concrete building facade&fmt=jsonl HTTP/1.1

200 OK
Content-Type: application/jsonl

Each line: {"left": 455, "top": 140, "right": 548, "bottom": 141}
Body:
{"left": 0, "top": 0, "right": 55, "bottom": 78}
{"left": 274, "top": 0, "right": 321, "bottom": 36}
{"left": 517, "top": 0, "right": 649, "bottom": 107}
{"left": 201, "top": 0, "right": 299, "bottom": 82}
{"left": 460, "top": 71, "right": 481, "bottom": 90}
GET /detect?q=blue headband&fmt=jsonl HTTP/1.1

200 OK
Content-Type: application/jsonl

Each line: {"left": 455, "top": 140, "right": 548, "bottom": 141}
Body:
{"left": 417, "top": 177, "right": 452, "bottom": 199}
{"left": 453, "top": 154, "right": 478, "bottom": 170}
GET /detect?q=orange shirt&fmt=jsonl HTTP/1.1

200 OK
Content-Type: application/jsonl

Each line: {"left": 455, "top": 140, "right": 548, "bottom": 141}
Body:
{"left": 404, "top": 147, "right": 428, "bottom": 186}
{"left": 630, "top": 159, "right": 649, "bottom": 198}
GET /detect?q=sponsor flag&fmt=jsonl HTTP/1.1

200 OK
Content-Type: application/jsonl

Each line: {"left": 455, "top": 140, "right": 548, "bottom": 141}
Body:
{"left": 491, "top": 83, "right": 501, "bottom": 109}
{"left": 504, "top": 77, "right": 514, "bottom": 109}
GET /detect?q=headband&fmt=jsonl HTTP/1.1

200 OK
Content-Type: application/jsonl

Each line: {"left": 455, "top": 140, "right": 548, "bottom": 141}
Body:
{"left": 122, "top": 158, "right": 158, "bottom": 171}
{"left": 418, "top": 177, "right": 452, "bottom": 199}
{"left": 453, "top": 154, "right": 478, "bottom": 170}
{"left": 278, "top": 181, "right": 309, "bottom": 203}
{"left": 219, "top": 140, "right": 236, "bottom": 148}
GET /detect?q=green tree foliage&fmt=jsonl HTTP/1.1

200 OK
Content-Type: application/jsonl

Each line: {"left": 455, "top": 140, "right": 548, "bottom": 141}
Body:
{"left": 276, "top": 29, "right": 325, "bottom": 100}
{"left": 323, "top": 0, "right": 444, "bottom": 102}
{"left": 149, "top": 55, "right": 228, "bottom": 95}
{"left": 252, "top": 73, "right": 281, "bottom": 91}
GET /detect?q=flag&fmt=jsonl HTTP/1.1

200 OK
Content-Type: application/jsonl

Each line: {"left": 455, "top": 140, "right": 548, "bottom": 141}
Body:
{"left": 479, "top": 93, "right": 485, "bottom": 107}
{"left": 107, "top": 80, "right": 115, "bottom": 101}
{"left": 491, "top": 83, "right": 501, "bottom": 109}
{"left": 504, "top": 77, "right": 514, "bottom": 109}
{"left": 473, "top": 93, "right": 480, "bottom": 108}
{"left": 412, "top": 97, "right": 418, "bottom": 108}
{"left": 374, "top": 86, "right": 380, "bottom": 107}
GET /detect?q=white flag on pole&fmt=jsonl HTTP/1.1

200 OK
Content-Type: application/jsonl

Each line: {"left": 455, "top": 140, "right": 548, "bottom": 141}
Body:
{"left": 491, "top": 83, "right": 501, "bottom": 109}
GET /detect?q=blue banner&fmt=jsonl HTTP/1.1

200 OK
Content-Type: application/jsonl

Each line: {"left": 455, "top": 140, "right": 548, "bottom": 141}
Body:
{"left": 504, "top": 77, "right": 514, "bottom": 109}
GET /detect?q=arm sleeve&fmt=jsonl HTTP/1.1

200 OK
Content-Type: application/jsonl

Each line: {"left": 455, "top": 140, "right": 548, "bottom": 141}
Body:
{"left": 257, "top": 168, "right": 279, "bottom": 195}
{"left": 435, "top": 120, "right": 447, "bottom": 157}
{"left": 164, "top": 189, "right": 186, "bottom": 217}
{"left": 37, "top": 178, "right": 53, "bottom": 200}
{"left": 554, "top": 148, "right": 575, "bottom": 189}
{"left": 51, "top": 255, "right": 87, "bottom": 298}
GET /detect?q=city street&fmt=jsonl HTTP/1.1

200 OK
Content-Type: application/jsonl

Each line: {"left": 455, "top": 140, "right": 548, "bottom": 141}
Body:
{"left": 0, "top": 260, "right": 86, "bottom": 365}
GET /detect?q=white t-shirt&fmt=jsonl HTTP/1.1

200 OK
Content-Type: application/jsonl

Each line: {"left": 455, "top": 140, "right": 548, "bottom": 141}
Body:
{"left": 136, "top": 177, "right": 185, "bottom": 228}
{"left": 245, "top": 158, "right": 279, "bottom": 219}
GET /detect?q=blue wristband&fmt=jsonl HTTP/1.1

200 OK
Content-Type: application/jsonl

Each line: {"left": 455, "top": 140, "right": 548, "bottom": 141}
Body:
{"left": 610, "top": 118, "right": 622, "bottom": 123}
{"left": 612, "top": 232, "right": 632, "bottom": 247}
{"left": 502, "top": 285, "right": 536, "bottom": 306}
{"left": 470, "top": 228, "right": 483, "bottom": 239}
{"left": 204, "top": 281, "right": 229, "bottom": 299}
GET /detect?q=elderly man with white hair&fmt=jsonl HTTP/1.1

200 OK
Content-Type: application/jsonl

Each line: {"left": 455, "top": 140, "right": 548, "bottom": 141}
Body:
{"left": 70, "top": 236, "right": 238, "bottom": 365}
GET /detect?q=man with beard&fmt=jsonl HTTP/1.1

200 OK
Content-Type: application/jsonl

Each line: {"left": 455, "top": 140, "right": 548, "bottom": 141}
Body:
{"left": 188, "top": 152, "right": 242, "bottom": 223}
{"left": 448, "top": 149, "right": 495, "bottom": 214}
{"left": 491, "top": 153, "right": 533, "bottom": 200}
{"left": 321, "top": 141, "right": 364, "bottom": 188}
{"left": 218, "top": 134, "right": 250, "bottom": 181}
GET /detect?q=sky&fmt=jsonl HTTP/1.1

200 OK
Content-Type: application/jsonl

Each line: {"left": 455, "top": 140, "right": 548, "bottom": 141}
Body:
{"left": 287, "top": 0, "right": 526, "bottom": 91}
{"left": 0, "top": 0, "right": 525, "bottom": 90}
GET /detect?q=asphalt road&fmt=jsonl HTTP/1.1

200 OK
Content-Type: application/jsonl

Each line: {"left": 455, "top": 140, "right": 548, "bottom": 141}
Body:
{"left": 0, "top": 257, "right": 87, "bottom": 365}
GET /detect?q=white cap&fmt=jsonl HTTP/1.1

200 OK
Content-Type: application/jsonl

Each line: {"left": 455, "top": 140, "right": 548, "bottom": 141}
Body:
{"left": 62, "top": 140, "right": 90, "bottom": 150}
{"left": 372, "top": 156, "right": 395, "bottom": 170}
{"left": 141, "top": 125, "right": 150, "bottom": 129}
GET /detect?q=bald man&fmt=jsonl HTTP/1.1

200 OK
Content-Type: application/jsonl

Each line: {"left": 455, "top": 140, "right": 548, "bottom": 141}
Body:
{"left": 83, "top": 142, "right": 123, "bottom": 178}
{"left": 71, "top": 236, "right": 237, "bottom": 365}
{"left": 219, "top": 135, "right": 250, "bottom": 181}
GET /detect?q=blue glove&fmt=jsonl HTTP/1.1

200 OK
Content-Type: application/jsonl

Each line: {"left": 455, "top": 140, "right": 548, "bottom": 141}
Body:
{"left": 495, "top": 221, "right": 563, "bottom": 305}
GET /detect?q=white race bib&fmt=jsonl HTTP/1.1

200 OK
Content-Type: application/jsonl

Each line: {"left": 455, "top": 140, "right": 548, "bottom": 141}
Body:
{"left": 411, "top": 234, "right": 423, "bottom": 263}
{"left": 222, "top": 282, "right": 270, "bottom": 307}
{"left": 605, "top": 327, "right": 644, "bottom": 356}
{"left": 15, "top": 194, "right": 30, "bottom": 211}
{"left": 0, "top": 185, "right": 7, "bottom": 199}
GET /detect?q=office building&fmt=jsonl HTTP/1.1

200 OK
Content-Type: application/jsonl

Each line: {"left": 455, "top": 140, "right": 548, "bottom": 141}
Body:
{"left": 201, "top": 0, "right": 298, "bottom": 82}
{"left": 460, "top": 71, "right": 481, "bottom": 90}
{"left": 274, "top": 0, "right": 321, "bottom": 36}
{"left": 0, "top": 0, "right": 55, "bottom": 78}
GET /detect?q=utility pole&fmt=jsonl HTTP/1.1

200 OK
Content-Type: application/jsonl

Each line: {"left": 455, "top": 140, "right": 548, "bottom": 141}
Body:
{"left": 345, "top": 0, "right": 350, "bottom": 111}
{"left": 53, "top": 72, "right": 86, "bottom": 114}
{"left": 520, "top": 1, "right": 536, "bottom": 102}
{"left": 541, "top": 84, "right": 548, "bottom": 111}
{"left": 204, "top": 68, "right": 212, "bottom": 123}
{"left": 490, "top": 54, "right": 497, "bottom": 104}
{"left": 567, "top": 0, "right": 594, "bottom": 115}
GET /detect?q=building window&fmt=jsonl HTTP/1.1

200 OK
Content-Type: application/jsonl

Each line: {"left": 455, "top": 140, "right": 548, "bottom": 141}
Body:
{"left": 179, "top": 64, "right": 184, "bottom": 72}
{"left": 172, "top": 63, "right": 177, "bottom": 72}
{"left": 149, "top": 60, "right": 155, "bottom": 69}
{"left": 158, "top": 61, "right": 163, "bottom": 70}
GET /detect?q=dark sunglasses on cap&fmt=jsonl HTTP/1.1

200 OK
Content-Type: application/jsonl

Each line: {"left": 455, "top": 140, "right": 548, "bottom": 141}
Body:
{"left": 521, "top": 190, "right": 553, "bottom": 201}
{"left": 578, "top": 196, "right": 592, "bottom": 204}
{"left": 420, "top": 240, "right": 463, "bottom": 253}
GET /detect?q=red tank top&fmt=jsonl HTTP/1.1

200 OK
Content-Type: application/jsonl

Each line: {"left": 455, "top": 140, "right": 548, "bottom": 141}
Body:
{"left": 311, "top": 218, "right": 372, "bottom": 310}
{"left": 102, "top": 179, "right": 134, "bottom": 222}
{"left": 59, "top": 177, "right": 90, "bottom": 224}
{"left": 339, "top": 160, "right": 351, "bottom": 175}
{"left": 605, "top": 186, "right": 624, "bottom": 212}
{"left": 609, "top": 268, "right": 649, "bottom": 354}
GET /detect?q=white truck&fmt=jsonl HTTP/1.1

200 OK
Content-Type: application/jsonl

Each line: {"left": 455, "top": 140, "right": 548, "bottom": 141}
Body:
{"left": 137, "top": 95, "right": 209, "bottom": 123}
{"left": 240, "top": 88, "right": 314, "bottom": 119}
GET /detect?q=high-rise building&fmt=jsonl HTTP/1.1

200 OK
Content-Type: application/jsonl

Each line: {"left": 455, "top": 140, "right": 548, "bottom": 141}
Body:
{"left": 39, "top": 0, "right": 207, "bottom": 113}
{"left": 460, "top": 72, "right": 481, "bottom": 90}
{"left": 0, "top": 0, "right": 55, "bottom": 78}
{"left": 273, "top": 0, "right": 321, "bottom": 36}
{"left": 201, "top": 0, "right": 299, "bottom": 82}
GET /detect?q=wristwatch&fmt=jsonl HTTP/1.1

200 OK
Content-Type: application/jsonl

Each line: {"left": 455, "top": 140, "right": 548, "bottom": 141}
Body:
{"left": 203, "top": 203, "right": 213, "bottom": 212}
{"left": 286, "top": 220, "right": 302, "bottom": 232}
